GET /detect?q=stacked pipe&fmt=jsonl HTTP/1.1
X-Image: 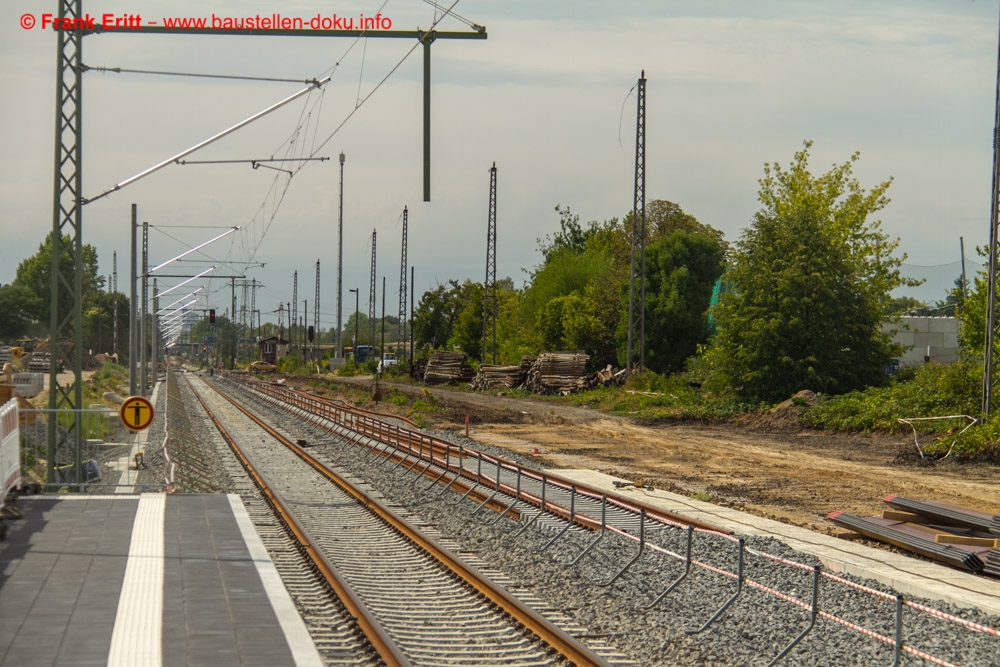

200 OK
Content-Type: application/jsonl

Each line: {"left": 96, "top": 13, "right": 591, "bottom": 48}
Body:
{"left": 988, "top": 514, "right": 1000, "bottom": 576}
{"left": 827, "top": 511, "right": 985, "bottom": 572}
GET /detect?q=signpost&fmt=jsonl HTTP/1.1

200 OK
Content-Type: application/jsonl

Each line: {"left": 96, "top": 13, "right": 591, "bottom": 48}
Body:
{"left": 119, "top": 395, "right": 155, "bottom": 432}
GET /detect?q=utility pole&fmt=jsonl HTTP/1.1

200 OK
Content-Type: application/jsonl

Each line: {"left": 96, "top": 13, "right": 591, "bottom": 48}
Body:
{"left": 140, "top": 220, "right": 148, "bottom": 394}
{"left": 399, "top": 207, "right": 408, "bottom": 363}
{"left": 129, "top": 206, "right": 137, "bottom": 396}
{"left": 230, "top": 277, "right": 237, "bottom": 369}
{"left": 112, "top": 250, "right": 118, "bottom": 358}
{"left": 626, "top": 70, "right": 647, "bottom": 379}
{"left": 151, "top": 280, "right": 158, "bottom": 386}
{"left": 369, "top": 229, "right": 377, "bottom": 348}
{"left": 984, "top": 19, "right": 1000, "bottom": 417}
{"left": 349, "top": 288, "right": 359, "bottom": 354}
{"left": 337, "top": 152, "right": 345, "bottom": 358}
{"left": 482, "top": 163, "right": 498, "bottom": 364}
{"left": 381, "top": 277, "right": 387, "bottom": 362}
{"left": 410, "top": 266, "right": 415, "bottom": 376}
{"left": 960, "top": 237, "right": 967, "bottom": 303}
{"left": 304, "top": 299, "right": 309, "bottom": 362}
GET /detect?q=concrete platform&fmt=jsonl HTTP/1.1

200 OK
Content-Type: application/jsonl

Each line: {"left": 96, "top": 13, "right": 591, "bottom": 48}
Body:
{"left": 0, "top": 494, "right": 321, "bottom": 667}
{"left": 549, "top": 468, "right": 1000, "bottom": 617}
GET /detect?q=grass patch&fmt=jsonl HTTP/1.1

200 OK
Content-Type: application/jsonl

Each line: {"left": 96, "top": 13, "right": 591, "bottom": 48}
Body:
{"left": 553, "top": 372, "right": 754, "bottom": 422}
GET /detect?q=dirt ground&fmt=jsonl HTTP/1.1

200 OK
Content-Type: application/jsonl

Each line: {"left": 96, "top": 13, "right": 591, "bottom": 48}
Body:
{"left": 325, "top": 376, "right": 1000, "bottom": 534}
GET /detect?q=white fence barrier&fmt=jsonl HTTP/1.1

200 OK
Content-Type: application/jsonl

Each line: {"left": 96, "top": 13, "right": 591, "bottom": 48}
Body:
{"left": 1, "top": 398, "right": 20, "bottom": 497}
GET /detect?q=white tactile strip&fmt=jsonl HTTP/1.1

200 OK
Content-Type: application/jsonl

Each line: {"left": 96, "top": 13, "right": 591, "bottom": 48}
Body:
{"left": 227, "top": 494, "right": 324, "bottom": 667}
{"left": 108, "top": 492, "right": 165, "bottom": 667}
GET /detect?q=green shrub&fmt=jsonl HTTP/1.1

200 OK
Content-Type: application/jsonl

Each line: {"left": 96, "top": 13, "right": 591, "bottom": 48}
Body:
{"left": 803, "top": 361, "right": 979, "bottom": 433}
{"left": 389, "top": 387, "right": 407, "bottom": 406}
{"left": 803, "top": 360, "right": 999, "bottom": 459}
{"left": 336, "top": 360, "right": 359, "bottom": 377}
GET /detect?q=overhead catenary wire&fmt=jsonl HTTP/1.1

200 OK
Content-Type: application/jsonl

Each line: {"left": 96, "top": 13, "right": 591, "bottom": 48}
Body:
{"left": 84, "top": 76, "right": 332, "bottom": 203}
{"left": 176, "top": 157, "right": 330, "bottom": 165}
{"left": 246, "top": 0, "right": 442, "bottom": 260}
{"left": 81, "top": 64, "right": 320, "bottom": 85}
{"left": 308, "top": 0, "right": 467, "bottom": 159}
{"left": 421, "top": 0, "right": 481, "bottom": 30}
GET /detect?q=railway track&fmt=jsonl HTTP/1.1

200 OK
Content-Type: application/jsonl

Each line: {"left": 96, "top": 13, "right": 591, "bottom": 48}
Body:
{"left": 187, "top": 373, "right": 616, "bottom": 666}
{"left": 196, "top": 371, "right": 999, "bottom": 667}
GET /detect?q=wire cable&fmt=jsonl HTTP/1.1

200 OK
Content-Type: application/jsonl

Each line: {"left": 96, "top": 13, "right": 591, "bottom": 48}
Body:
{"left": 309, "top": 0, "right": 466, "bottom": 159}
{"left": 82, "top": 64, "right": 319, "bottom": 85}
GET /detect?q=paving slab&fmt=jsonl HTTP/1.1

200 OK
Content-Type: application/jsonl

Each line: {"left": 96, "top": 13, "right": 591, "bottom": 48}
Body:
{"left": 548, "top": 468, "right": 1000, "bottom": 617}
{"left": 0, "top": 494, "right": 321, "bottom": 667}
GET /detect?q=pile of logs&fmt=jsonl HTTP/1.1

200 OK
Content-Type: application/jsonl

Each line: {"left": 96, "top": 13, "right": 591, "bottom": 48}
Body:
{"left": 472, "top": 364, "right": 524, "bottom": 390}
{"left": 468, "top": 354, "right": 626, "bottom": 395}
{"left": 523, "top": 351, "right": 590, "bottom": 395}
{"left": 593, "top": 364, "right": 627, "bottom": 387}
{"left": 423, "top": 351, "right": 474, "bottom": 384}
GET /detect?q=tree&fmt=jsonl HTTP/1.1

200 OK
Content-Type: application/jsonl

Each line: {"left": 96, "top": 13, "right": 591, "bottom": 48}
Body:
{"left": 13, "top": 234, "right": 104, "bottom": 331}
{"left": 537, "top": 293, "right": 599, "bottom": 352}
{"left": 712, "top": 142, "right": 906, "bottom": 403}
{"left": 0, "top": 284, "right": 42, "bottom": 341}
{"left": 645, "top": 199, "right": 728, "bottom": 250}
{"left": 450, "top": 282, "right": 485, "bottom": 359}
{"left": 535, "top": 205, "right": 604, "bottom": 265}
{"left": 82, "top": 290, "right": 130, "bottom": 356}
{"left": 413, "top": 280, "right": 465, "bottom": 350}
{"left": 636, "top": 231, "right": 725, "bottom": 374}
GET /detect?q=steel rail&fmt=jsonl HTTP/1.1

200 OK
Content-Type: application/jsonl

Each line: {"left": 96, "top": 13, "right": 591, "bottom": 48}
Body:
{"left": 210, "top": 378, "right": 606, "bottom": 667}
{"left": 205, "top": 377, "right": 610, "bottom": 667}
{"left": 186, "top": 379, "right": 412, "bottom": 667}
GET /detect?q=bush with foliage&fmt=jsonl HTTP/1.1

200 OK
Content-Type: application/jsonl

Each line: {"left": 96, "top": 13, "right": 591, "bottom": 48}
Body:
{"left": 711, "top": 141, "right": 910, "bottom": 403}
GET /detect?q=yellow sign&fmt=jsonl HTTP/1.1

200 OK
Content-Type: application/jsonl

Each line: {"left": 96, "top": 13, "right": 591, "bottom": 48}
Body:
{"left": 120, "top": 395, "right": 155, "bottom": 432}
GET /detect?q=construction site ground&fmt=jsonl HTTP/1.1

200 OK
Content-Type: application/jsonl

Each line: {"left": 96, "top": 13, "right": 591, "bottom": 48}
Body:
{"left": 323, "top": 375, "right": 1000, "bottom": 535}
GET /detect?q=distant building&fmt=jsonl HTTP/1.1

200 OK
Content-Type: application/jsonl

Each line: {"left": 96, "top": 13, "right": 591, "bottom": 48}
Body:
{"left": 258, "top": 335, "right": 288, "bottom": 364}
{"left": 883, "top": 316, "right": 959, "bottom": 368}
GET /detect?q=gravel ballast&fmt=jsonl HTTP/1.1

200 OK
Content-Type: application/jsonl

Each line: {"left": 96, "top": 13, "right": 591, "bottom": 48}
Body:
{"left": 220, "top": 378, "right": 1000, "bottom": 666}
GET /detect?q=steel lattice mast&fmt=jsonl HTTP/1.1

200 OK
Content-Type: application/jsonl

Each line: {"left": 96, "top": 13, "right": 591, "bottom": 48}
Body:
{"left": 369, "top": 230, "right": 377, "bottom": 347}
{"left": 398, "top": 207, "right": 408, "bottom": 361}
{"left": 44, "top": 8, "right": 485, "bottom": 474}
{"left": 292, "top": 271, "right": 298, "bottom": 352}
{"left": 983, "top": 17, "right": 1000, "bottom": 418}
{"left": 626, "top": 71, "right": 647, "bottom": 379}
{"left": 46, "top": 0, "right": 85, "bottom": 484}
{"left": 314, "top": 259, "right": 321, "bottom": 337}
{"left": 482, "top": 163, "right": 498, "bottom": 364}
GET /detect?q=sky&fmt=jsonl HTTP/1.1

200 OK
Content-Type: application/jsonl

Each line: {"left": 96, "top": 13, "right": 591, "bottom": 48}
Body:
{"left": 1, "top": 0, "right": 998, "bottom": 340}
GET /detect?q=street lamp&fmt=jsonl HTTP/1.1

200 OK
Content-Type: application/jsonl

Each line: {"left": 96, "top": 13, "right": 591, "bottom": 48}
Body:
{"left": 348, "top": 288, "right": 359, "bottom": 359}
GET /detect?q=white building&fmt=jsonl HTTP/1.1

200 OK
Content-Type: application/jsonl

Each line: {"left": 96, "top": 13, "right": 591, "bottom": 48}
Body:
{"left": 883, "top": 316, "right": 959, "bottom": 368}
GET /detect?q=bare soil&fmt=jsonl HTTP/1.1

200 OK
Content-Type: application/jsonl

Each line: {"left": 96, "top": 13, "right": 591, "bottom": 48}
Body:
{"left": 317, "top": 376, "right": 1000, "bottom": 534}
